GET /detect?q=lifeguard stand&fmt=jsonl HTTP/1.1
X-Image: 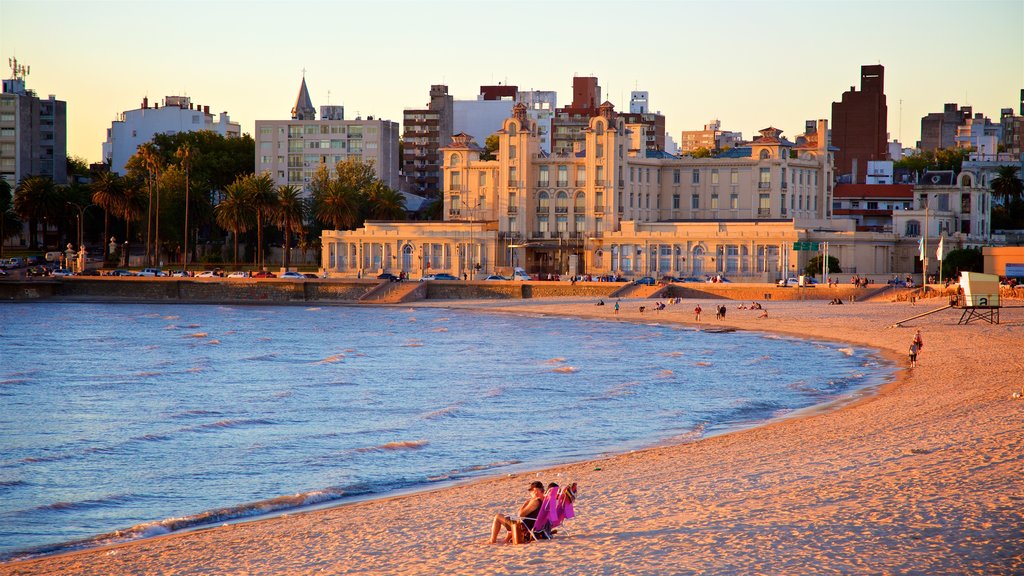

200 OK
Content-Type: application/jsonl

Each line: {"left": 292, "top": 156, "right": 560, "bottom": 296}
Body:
{"left": 957, "top": 271, "right": 1000, "bottom": 324}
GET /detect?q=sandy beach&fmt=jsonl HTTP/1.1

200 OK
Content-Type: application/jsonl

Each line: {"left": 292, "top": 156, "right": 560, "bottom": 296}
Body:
{"left": 3, "top": 296, "right": 1022, "bottom": 575}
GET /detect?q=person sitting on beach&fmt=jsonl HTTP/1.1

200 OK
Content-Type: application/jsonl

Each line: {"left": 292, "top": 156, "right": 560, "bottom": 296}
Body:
{"left": 639, "top": 305, "right": 646, "bottom": 314}
{"left": 758, "top": 309, "right": 769, "bottom": 318}
{"left": 596, "top": 299, "right": 605, "bottom": 306}
{"left": 489, "top": 481, "right": 545, "bottom": 544}
{"left": 751, "top": 302, "right": 762, "bottom": 310}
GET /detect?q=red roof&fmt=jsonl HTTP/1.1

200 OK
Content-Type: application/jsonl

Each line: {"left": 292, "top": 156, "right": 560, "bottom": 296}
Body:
{"left": 833, "top": 184, "right": 913, "bottom": 199}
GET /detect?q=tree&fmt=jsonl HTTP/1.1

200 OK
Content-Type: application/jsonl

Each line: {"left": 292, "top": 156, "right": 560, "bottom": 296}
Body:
{"left": 991, "top": 165, "right": 1024, "bottom": 230}
{"left": 940, "top": 248, "right": 983, "bottom": 280}
{"left": 273, "top": 184, "right": 305, "bottom": 269}
{"left": 804, "top": 255, "right": 842, "bottom": 277}
{"left": 66, "top": 155, "right": 90, "bottom": 180}
{"left": 116, "top": 179, "right": 146, "bottom": 264}
{"left": 0, "top": 179, "right": 21, "bottom": 257}
{"left": 364, "top": 180, "right": 406, "bottom": 221}
{"left": 991, "top": 165, "right": 1023, "bottom": 203}
{"left": 423, "top": 197, "right": 444, "bottom": 221}
{"left": 244, "top": 173, "right": 276, "bottom": 268}
{"left": 688, "top": 147, "right": 713, "bottom": 159}
{"left": 176, "top": 144, "right": 194, "bottom": 269}
{"left": 480, "top": 133, "right": 500, "bottom": 161}
{"left": 91, "top": 172, "right": 123, "bottom": 260}
{"left": 894, "top": 147, "right": 973, "bottom": 176}
{"left": 215, "top": 177, "right": 255, "bottom": 265}
{"left": 13, "top": 175, "right": 62, "bottom": 249}
{"left": 133, "top": 142, "right": 164, "bottom": 265}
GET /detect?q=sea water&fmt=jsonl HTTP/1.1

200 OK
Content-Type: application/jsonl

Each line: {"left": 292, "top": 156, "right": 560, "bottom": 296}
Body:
{"left": 0, "top": 302, "right": 891, "bottom": 560}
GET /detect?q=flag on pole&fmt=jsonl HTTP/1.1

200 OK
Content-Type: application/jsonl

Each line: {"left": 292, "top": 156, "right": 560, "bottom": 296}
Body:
{"left": 936, "top": 235, "right": 944, "bottom": 261}
{"left": 918, "top": 236, "right": 925, "bottom": 261}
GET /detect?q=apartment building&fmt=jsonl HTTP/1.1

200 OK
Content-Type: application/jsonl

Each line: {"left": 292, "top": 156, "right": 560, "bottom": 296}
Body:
{"left": 0, "top": 59, "right": 67, "bottom": 188}
{"left": 918, "top": 103, "right": 972, "bottom": 151}
{"left": 679, "top": 119, "right": 743, "bottom": 154}
{"left": 831, "top": 64, "right": 888, "bottom": 184}
{"left": 254, "top": 77, "right": 399, "bottom": 195}
{"left": 402, "top": 85, "right": 453, "bottom": 197}
{"left": 103, "top": 95, "right": 239, "bottom": 175}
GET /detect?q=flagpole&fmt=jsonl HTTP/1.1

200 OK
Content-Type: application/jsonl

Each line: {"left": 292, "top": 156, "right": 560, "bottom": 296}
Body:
{"left": 922, "top": 196, "right": 929, "bottom": 288}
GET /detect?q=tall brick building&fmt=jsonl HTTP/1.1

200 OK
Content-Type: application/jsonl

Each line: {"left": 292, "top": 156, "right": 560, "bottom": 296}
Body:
{"left": 831, "top": 65, "right": 888, "bottom": 183}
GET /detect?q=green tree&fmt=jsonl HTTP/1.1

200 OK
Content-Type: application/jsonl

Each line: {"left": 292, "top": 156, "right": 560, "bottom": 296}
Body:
{"left": 66, "top": 155, "right": 90, "bottom": 180}
{"left": 215, "top": 177, "right": 255, "bottom": 265}
{"left": 480, "top": 133, "right": 500, "bottom": 161}
{"left": 116, "top": 179, "right": 146, "bottom": 264}
{"left": 91, "top": 172, "right": 124, "bottom": 260}
{"left": 0, "top": 178, "right": 21, "bottom": 257}
{"left": 423, "top": 197, "right": 444, "bottom": 221}
{"left": 991, "top": 165, "right": 1023, "bottom": 203}
{"left": 13, "top": 175, "right": 62, "bottom": 249}
{"left": 940, "top": 247, "right": 983, "bottom": 280}
{"left": 273, "top": 184, "right": 305, "bottom": 269}
{"left": 688, "top": 147, "right": 713, "bottom": 159}
{"left": 804, "top": 255, "right": 842, "bottom": 277}
{"left": 244, "top": 173, "right": 277, "bottom": 268}
{"left": 364, "top": 181, "right": 406, "bottom": 221}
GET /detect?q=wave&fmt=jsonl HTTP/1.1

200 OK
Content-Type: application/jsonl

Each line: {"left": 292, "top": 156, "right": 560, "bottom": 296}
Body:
{"left": 432, "top": 327, "right": 448, "bottom": 332}
{"left": 551, "top": 366, "right": 578, "bottom": 373}
{"left": 305, "top": 307, "right": 322, "bottom": 311}
{"left": 0, "top": 378, "right": 31, "bottom": 386}
{"left": 355, "top": 439, "right": 429, "bottom": 453}
{"left": 543, "top": 357, "right": 567, "bottom": 364}
{"left": 243, "top": 353, "right": 278, "bottom": 361}
{"left": 314, "top": 354, "right": 345, "bottom": 364}
{"left": 163, "top": 324, "right": 178, "bottom": 330}
{"left": 589, "top": 380, "right": 641, "bottom": 401}
{"left": 0, "top": 479, "right": 29, "bottom": 488}
{"left": 422, "top": 405, "right": 461, "bottom": 420}
{"left": 661, "top": 351, "right": 685, "bottom": 357}
{"left": 26, "top": 493, "right": 137, "bottom": 514}
{"left": 657, "top": 369, "right": 674, "bottom": 378}
{"left": 206, "top": 339, "right": 221, "bottom": 345}
{"left": 837, "top": 347, "right": 855, "bottom": 356}
{"left": 483, "top": 387, "right": 503, "bottom": 398}
{"left": 162, "top": 315, "right": 179, "bottom": 320}
{"left": 427, "top": 459, "right": 522, "bottom": 482}
{"left": 168, "top": 409, "right": 223, "bottom": 419}
{"left": 173, "top": 418, "right": 276, "bottom": 434}
{"left": 401, "top": 339, "right": 424, "bottom": 347}
{"left": 134, "top": 371, "right": 162, "bottom": 378}
{"left": 694, "top": 361, "right": 713, "bottom": 367}
{"left": 187, "top": 332, "right": 208, "bottom": 338}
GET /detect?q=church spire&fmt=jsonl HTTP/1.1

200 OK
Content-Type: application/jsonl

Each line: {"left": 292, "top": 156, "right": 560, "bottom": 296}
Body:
{"left": 291, "top": 75, "right": 316, "bottom": 120}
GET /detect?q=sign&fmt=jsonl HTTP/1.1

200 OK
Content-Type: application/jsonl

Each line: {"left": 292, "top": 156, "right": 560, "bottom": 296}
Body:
{"left": 791, "top": 241, "right": 820, "bottom": 251}
{"left": 1006, "top": 263, "right": 1024, "bottom": 278}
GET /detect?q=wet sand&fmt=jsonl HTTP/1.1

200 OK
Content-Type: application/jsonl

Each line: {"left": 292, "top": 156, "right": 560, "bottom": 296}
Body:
{"left": 3, "top": 297, "right": 1022, "bottom": 575}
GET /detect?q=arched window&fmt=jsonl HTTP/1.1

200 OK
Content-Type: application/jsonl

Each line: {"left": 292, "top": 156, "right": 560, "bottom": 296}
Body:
{"left": 537, "top": 191, "right": 550, "bottom": 212}
{"left": 449, "top": 153, "right": 460, "bottom": 167}
{"left": 573, "top": 192, "right": 586, "bottom": 213}
{"left": 508, "top": 122, "right": 517, "bottom": 136}
{"left": 594, "top": 120, "right": 604, "bottom": 135}
{"left": 961, "top": 174, "right": 973, "bottom": 187}
{"left": 759, "top": 149, "right": 771, "bottom": 160}
{"left": 556, "top": 191, "right": 569, "bottom": 213}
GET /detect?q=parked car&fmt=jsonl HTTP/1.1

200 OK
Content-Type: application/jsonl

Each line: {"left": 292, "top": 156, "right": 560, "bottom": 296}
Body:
{"left": 280, "top": 271, "right": 305, "bottom": 279}
{"left": 50, "top": 268, "right": 74, "bottom": 277}
{"left": 26, "top": 265, "right": 50, "bottom": 277}
{"left": 6, "top": 257, "right": 24, "bottom": 268}
{"left": 421, "top": 273, "right": 459, "bottom": 281}
{"left": 376, "top": 272, "right": 400, "bottom": 282}
{"left": 196, "top": 270, "right": 219, "bottom": 278}
{"left": 303, "top": 273, "right": 320, "bottom": 279}
{"left": 136, "top": 268, "right": 165, "bottom": 277}
{"left": 484, "top": 275, "right": 510, "bottom": 281}
{"left": 633, "top": 276, "right": 657, "bottom": 286}
{"left": 108, "top": 269, "right": 133, "bottom": 276}
{"left": 511, "top": 268, "right": 532, "bottom": 281}
{"left": 252, "top": 270, "right": 276, "bottom": 278}
{"left": 226, "top": 271, "right": 249, "bottom": 278}
{"left": 76, "top": 269, "right": 101, "bottom": 276}
{"left": 169, "top": 270, "right": 188, "bottom": 277}
{"left": 678, "top": 276, "right": 703, "bottom": 283}
{"left": 778, "top": 277, "right": 818, "bottom": 287}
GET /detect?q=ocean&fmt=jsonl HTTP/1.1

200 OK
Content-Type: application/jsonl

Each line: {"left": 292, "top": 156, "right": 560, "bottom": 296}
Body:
{"left": 0, "top": 302, "right": 891, "bottom": 560}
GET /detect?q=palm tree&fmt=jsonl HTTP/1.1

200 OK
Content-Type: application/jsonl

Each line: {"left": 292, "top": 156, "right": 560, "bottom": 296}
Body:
{"left": 116, "top": 179, "right": 146, "bottom": 266}
{"left": 137, "top": 142, "right": 163, "bottom": 265}
{"left": 991, "top": 165, "right": 1023, "bottom": 203}
{"left": 13, "top": 175, "right": 61, "bottom": 249}
{"left": 364, "top": 181, "right": 406, "bottom": 220}
{"left": 176, "top": 144, "right": 194, "bottom": 270}
{"left": 215, "top": 177, "right": 255, "bottom": 266}
{"left": 91, "top": 172, "right": 122, "bottom": 261}
{"left": 245, "top": 173, "right": 277, "bottom": 269}
{"left": 0, "top": 178, "right": 21, "bottom": 258}
{"left": 273, "top": 185, "right": 305, "bottom": 269}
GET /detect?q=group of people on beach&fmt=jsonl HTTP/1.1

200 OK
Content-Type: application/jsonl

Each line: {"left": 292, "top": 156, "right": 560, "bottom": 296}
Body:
{"left": 909, "top": 329, "right": 924, "bottom": 367}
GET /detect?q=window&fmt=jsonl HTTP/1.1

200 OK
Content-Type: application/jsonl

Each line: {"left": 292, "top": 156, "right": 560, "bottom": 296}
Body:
{"left": 556, "top": 215, "right": 568, "bottom": 232}
{"left": 478, "top": 172, "right": 486, "bottom": 186}
{"left": 692, "top": 169, "right": 700, "bottom": 184}
{"left": 557, "top": 166, "right": 568, "bottom": 187}
{"left": 731, "top": 169, "right": 738, "bottom": 184}
{"left": 538, "top": 215, "right": 549, "bottom": 233}
{"left": 906, "top": 220, "right": 920, "bottom": 236}
{"left": 509, "top": 145, "right": 516, "bottom": 160}
{"left": 711, "top": 169, "right": 719, "bottom": 185}
{"left": 673, "top": 169, "right": 681, "bottom": 184}
{"left": 576, "top": 166, "right": 586, "bottom": 186}
{"left": 759, "top": 167, "right": 770, "bottom": 185}
{"left": 672, "top": 194, "right": 680, "bottom": 210}
{"left": 556, "top": 191, "right": 569, "bottom": 213}
{"left": 508, "top": 192, "right": 516, "bottom": 207}
{"left": 595, "top": 165, "right": 604, "bottom": 184}
{"left": 259, "top": 127, "right": 272, "bottom": 136}
{"left": 781, "top": 194, "right": 787, "bottom": 215}
{"left": 758, "top": 194, "right": 770, "bottom": 215}
{"left": 508, "top": 216, "right": 517, "bottom": 232}
{"left": 630, "top": 167, "right": 636, "bottom": 182}
{"left": 595, "top": 191, "right": 603, "bottom": 208}
{"left": 596, "top": 143, "right": 604, "bottom": 157}
{"left": 450, "top": 171, "right": 461, "bottom": 190}
{"left": 575, "top": 215, "right": 585, "bottom": 232}
{"left": 867, "top": 201, "right": 878, "bottom": 210}
{"left": 451, "top": 195, "right": 461, "bottom": 211}
{"left": 538, "top": 191, "right": 549, "bottom": 212}
{"left": 574, "top": 193, "right": 585, "bottom": 213}
{"left": 691, "top": 194, "right": 699, "bottom": 209}
{"left": 730, "top": 194, "right": 738, "bottom": 209}
{"left": 710, "top": 194, "right": 719, "bottom": 209}
{"left": 759, "top": 149, "right": 771, "bottom": 160}
{"left": 539, "top": 165, "right": 549, "bottom": 186}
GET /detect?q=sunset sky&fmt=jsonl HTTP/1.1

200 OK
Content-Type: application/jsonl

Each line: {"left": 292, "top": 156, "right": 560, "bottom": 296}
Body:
{"left": 2, "top": 0, "right": 1021, "bottom": 163}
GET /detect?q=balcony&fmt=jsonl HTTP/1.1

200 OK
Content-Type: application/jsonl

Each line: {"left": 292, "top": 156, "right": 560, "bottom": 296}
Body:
{"left": 781, "top": 182, "right": 787, "bottom": 189}
{"left": 757, "top": 208, "right": 771, "bottom": 217}
{"left": 594, "top": 179, "right": 605, "bottom": 187}
{"left": 555, "top": 207, "right": 568, "bottom": 214}
{"left": 537, "top": 181, "right": 549, "bottom": 187}
{"left": 507, "top": 180, "right": 520, "bottom": 187}
{"left": 594, "top": 206, "right": 604, "bottom": 213}
{"left": 575, "top": 180, "right": 586, "bottom": 187}
{"left": 507, "top": 206, "right": 518, "bottom": 214}
{"left": 556, "top": 180, "right": 569, "bottom": 188}
{"left": 758, "top": 182, "right": 771, "bottom": 189}
{"left": 498, "top": 231, "right": 521, "bottom": 240}
{"left": 618, "top": 180, "right": 625, "bottom": 187}
{"left": 449, "top": 209, "right": 461, "bottom": 216}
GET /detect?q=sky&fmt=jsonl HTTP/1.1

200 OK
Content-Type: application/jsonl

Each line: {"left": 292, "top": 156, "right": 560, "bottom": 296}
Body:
{"left": 2, "top": 0, "right": 1022, "bottom": 164}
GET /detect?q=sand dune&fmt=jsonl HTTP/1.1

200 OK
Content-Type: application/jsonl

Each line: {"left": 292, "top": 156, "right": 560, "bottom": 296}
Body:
{"left": 4, "top": 298, "right": 1022, "bottom": 575}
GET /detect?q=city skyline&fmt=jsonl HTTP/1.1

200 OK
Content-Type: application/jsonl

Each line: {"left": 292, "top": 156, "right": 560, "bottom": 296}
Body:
{"left": 2, "top": 0, "right": 1021, "bottom": 165}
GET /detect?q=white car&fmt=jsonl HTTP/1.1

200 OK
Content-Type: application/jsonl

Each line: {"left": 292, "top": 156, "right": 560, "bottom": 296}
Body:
{"left": 137, "top": 268, "right": 165, "bottom": 277}
{"left": 484, "top": 275, "right": 510, "bottom": 281}
{"left": 51, "top": 268, "right": 74, "bottom": 277}
{"left": 196, "top": 270, "right": 218, "bottom": 278}
{"left": 226, "top": 271, "right": 249, "bottom": 278}
{"left": 280, "top": 271, "right": 305, "bottom": 279}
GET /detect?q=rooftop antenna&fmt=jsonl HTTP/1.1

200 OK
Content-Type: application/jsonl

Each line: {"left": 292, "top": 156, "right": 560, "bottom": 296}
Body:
{"left": 9, "top": 56, "right": 29, "bottom": 80}
{"left": 327, "top": 90, "right": 331, "bottom": 105}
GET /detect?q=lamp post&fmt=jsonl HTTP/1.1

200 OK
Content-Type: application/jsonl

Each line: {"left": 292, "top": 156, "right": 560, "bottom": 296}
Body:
{"left": 66, "top": 202, "right": 84, "bottom": 249}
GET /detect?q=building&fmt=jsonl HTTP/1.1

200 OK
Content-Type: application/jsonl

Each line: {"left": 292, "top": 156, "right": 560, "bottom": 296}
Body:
{"left": 919, "top": 103, "right": 971, "bottom": 151}
{"left": 618, "top": 91, "right": 666, "bottom": 151}
{"left": 1, "top": 57, "right": 67, "bottom": 188}
{"left": 679, "top": 119, "right": 742, "bottom": 154}
{"left": 452, "top": 85, "right": 557, "bottom": 154}
{"left": 323, "top": 106, "right": 849, "bottom": 280}
{"left": 955, "top": 112, "right": 1002, "bottom": 156}
{"left": 402, "top": 85, "right": 453, "bottom": 197}
{"left": 550, "top": 76, "right": 601, "bottom": 155}
{"left": 865, "top": 161, "right": 894, "bottom": 185}
{"left": 102, "top": 95, "right": 240, "bottom": 175}
{"left": 999, "top": 104, "right": 1024, "bottom": 155}
{"left": 832, "top": 183, "right": 913, "bottom": 232}
{"left": 831, "top": 64, "right": 888, "bottom": 184}
{"left": 254, "top": 77, "right": 400, "bottom": 195}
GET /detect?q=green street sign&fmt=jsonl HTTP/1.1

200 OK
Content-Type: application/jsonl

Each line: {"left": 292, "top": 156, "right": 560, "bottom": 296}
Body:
{"left": 792, "top": 242, "right": 821, "bottom": 251}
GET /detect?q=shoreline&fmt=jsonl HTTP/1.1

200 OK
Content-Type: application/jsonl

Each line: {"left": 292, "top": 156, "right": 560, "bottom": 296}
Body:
{"left": 3, "top": 298, "right": 1022, "bottom": 574}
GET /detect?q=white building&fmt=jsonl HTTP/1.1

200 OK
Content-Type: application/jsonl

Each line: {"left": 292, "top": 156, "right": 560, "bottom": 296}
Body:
{"left": 254, "top": 77, "right": 400, "bottom": 195}
{"left": 865, "top": 160, "right": 894, "bottom": 185}
{"left": 102, "top": 95, "right": 240, "bottom": 174}
{"left": 453, "top": 87, "right": 556, "bottom": 154}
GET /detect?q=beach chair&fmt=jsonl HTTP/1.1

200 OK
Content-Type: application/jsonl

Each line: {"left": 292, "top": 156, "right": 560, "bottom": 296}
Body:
{"left": 520, "top": 483, "right": 577, "bottom": 542}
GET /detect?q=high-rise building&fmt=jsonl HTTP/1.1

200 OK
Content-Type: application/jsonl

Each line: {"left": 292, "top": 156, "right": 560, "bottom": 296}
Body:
{"left": 551, "top": 76, "right": 601, "bottom": 154}
{"left": 452, "top": 85, "right": 557, "bottom": 154}
{"left": 255, "top": 77, "right": 400, "bottom": 196}
{"left": 402, "top": 85, "right": 453, "bottom": 197}
{"left": 999, "top": 96, "right": 1024, "bottom": 155}
{"left": 918, "top": 103, "right": 971, "bottom": 152}
{"left": 831, "top": 64, "right": 888, "bottom": 184}
{"left": 955, "top": 112, "right": 1002, "bottom": 158}
{"left": 102, "top": 94, "right": 240, "bottom": 175}
{"left": 619, "top": 91, "right": 666, "bottom": 151}
{"left": 0, "top": 57, "right": 67, "bottom": 188}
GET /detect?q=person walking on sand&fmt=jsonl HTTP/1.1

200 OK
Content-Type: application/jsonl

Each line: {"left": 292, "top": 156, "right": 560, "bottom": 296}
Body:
{"left": 614, "top": 300, "right": 620, "bottom": 314}
{"left": 913, "top": 330, "right": 923, "bottom": 356}
{"left": 909, "top": 340, "right": 919, "bottom": 368}
{"left": 694, "top": 304, "right": 702, "bottom": 321}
